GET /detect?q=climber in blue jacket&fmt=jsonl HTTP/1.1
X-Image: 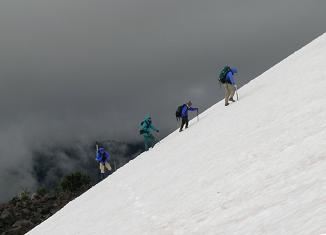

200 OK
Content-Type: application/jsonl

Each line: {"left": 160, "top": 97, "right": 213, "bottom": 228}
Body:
{"left": 179, "top": 101, "right": 198, "bottom": 132}
{"left": 96, "top": 146, "right": 112, "bottom": 179}
{"left": 224, "top": 67, "right": 238, "bottom": 106}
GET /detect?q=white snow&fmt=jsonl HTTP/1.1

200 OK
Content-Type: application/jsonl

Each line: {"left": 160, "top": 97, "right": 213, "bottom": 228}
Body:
{"left": 28, "top": 33, "right": 326, "bottom": 235}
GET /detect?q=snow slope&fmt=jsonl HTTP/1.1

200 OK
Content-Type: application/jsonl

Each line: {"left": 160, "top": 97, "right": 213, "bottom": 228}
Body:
{"left": 28, "top": 34, "right": 326, "bottom": 235}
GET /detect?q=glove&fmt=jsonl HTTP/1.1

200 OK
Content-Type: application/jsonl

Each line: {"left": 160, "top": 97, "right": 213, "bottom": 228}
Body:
{"left": 156, "top": 130, "right": 159, "bottom": 133}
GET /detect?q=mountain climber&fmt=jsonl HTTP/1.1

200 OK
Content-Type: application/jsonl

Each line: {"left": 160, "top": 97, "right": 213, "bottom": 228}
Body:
{"left": 95, "top": 146, "right": 112, "bottom": 179}
{"left": 179, "top": 101, "right": 198, "bottom": 132}
{"left": 140, "top": 115, "right": 159, "bottom": 151}
{"left": 223, "top": 67, "right": 238, "bottom": 106}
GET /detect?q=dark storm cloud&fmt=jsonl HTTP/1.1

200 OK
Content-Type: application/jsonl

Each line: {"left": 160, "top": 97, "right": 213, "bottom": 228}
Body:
{"left": 0, "top": 0, "right": 325, "bottom": 200}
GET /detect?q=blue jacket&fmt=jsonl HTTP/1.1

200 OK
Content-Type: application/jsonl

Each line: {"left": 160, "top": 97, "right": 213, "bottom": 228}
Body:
{"left": 181, "top": 104, "right": 198, "bottom": 118}
{"left": 226, "top": 68, "right": 238, "bottom": 85}
{"left": 96, "top": 147, "right": 110, "bottom": 163}
{"left": 140, "top": 115, "right": 159, "bottom": 136}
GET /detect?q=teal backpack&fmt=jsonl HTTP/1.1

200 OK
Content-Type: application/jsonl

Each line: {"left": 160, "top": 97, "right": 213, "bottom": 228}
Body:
{"left": 218, "top": 66, "right": 231, "bottom": 84}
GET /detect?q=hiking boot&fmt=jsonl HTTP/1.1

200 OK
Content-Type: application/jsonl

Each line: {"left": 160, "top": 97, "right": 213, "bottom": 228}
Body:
{"left": 229, "top": 98, "right": 235, "bottom": 102}
{"left": 225, "top": 103, "right": 229, "bottom": 106}
{"left": 179, "top": 129, "right": 183, "bottom": 132}
{"left": 100, "top": 173, "right": 106, "bottom": 180}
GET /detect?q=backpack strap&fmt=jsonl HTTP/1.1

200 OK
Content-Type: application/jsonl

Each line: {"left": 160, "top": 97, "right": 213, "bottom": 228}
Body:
{"left": 145, "top": 120, "right": 150, "bottom": 129}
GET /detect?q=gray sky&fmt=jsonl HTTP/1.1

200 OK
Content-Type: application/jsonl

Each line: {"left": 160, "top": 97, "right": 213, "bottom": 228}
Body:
{"left": 0, "top": 0, "right": 325, "bottom": 200}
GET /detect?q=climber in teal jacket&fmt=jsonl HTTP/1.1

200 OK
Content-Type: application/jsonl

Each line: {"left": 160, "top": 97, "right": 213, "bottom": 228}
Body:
{"left": 139, "top": 115, "right": 159, "bottom": 151}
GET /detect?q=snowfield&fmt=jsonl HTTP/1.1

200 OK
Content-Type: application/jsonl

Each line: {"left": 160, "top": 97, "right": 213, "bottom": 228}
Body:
{"left": 28, "top": 33, "right": 326, "bottom": 235}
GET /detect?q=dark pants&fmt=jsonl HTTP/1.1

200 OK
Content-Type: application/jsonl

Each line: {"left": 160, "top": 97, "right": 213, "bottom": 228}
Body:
{"left": 180, "top": 117, "right": 189, "bottom": 131}
{"left": 144, "top": 134, "right": 156, "bottom": 151}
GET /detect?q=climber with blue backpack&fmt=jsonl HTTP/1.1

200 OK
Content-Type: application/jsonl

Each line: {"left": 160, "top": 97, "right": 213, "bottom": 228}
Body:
{"left": 176, "top": 101, "right": 199, "bottom": 132}
{"left": 218, "top": 66, "right": 238, "bottom": 106}
{"left": 139, "top": 115, "right": 159, "bottom": 151}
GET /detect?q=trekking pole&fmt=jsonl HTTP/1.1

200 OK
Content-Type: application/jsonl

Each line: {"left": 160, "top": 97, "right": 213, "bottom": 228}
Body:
{"left": 235, "top": 86, "right": 239, "bottom": 101}
{"left": 157, "top": 131, "right": 160, "bottom": 142}
{"left": 95, "top": 142, "right": 99, "bottom": 153}
{"left": 197, "top": 109, "right": 199, "bottom": 121}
